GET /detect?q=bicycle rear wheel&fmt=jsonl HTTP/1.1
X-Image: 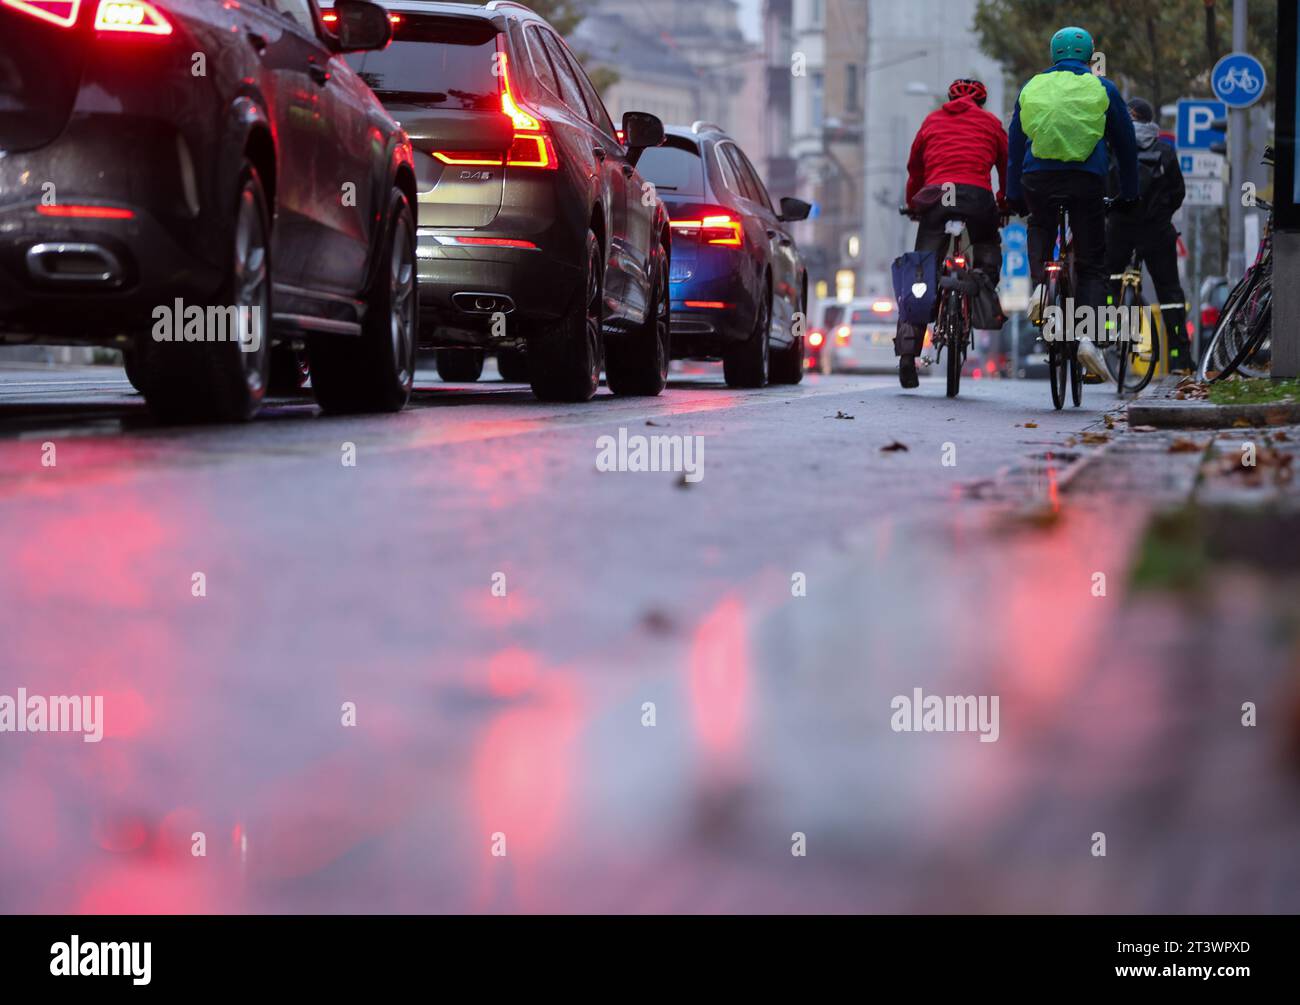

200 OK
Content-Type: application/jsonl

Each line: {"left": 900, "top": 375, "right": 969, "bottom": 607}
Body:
{"left": 1069, "top": 341, "right": 1083, "bottom": 406}
{"left": 1222, "top": 276, "right": 1273, "bottom": 379}
{"left": 1121, "top": 291, "right": 1159, "bottom": 393}
{"left": 1198, "top": 264, "right": 1264, "bottom": 381}
{"left": 945, "top": 298, "right": 963, "bottom": 398}
{"left": 1043, "top": 274, "right": 1067, "bottom": 410}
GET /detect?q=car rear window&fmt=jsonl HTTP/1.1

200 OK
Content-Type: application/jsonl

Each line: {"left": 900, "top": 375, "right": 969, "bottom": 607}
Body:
{"left": 821, "top": 305, "right": 845, "bottom": 327}
{"left": 344, "top": 15, "right": 500, "bottom": 111}
{"left": 637, "top": 140, "right": 706, "bottom": 197}
{"left": 850, "top": 308, "right": 894, "bottom": 323}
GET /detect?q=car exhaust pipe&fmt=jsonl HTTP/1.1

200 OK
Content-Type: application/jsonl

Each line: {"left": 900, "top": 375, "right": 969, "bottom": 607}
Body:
{"left": 452, "top": 292, "right": 515, "bottom": 315}
{"left": 25, "top": 243, "right": 125, "bottom": 287}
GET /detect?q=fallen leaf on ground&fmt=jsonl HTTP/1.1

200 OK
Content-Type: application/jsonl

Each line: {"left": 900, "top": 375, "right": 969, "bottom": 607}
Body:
{"left": 1130, "top": 424, "right": 1158, "bottom": 432}
{"left": 1023, "top": 421, "right": 1038, "bottom": 429}
{"left": 880, "top": 440, "right": 909, "bottom": 452}
{"left": 1168, "top": 438, "right": 1204, "bottom": 453}
{"left": 645, "top": 419, "right": 665, "bottom": 427}
{"left": 1079, "top": 431, "right": 1111, "bottom": 445}
{"left": 831, "top": 410, "right": 854, "bottom": 420}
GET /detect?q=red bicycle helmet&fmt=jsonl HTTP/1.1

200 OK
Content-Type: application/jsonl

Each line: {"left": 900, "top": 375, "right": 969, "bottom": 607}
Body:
{"left": 948, "top": 79, "right": 988, "bottom": 106}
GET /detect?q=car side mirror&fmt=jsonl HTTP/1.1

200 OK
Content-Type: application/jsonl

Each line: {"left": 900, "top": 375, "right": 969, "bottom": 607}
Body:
{"left": 621, "top": 111, "right": 665, "bottom": 165}
{"left": 330, "top": 0, "right": 392, "bottom": 53}
{"left": 778, "top": 196, "right": 812, "bottom": 222}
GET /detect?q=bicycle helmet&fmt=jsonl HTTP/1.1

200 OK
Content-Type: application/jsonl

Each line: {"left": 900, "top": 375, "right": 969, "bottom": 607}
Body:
{"left": 1050, "top": 26, "right": 1094, "bottom": 63}
{"left": 948, "top": 79, "right": 988, "bottom": 107}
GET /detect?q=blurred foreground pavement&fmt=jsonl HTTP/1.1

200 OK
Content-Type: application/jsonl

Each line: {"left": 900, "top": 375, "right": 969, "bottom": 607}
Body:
{"left": 0, "top": 363, "right": 1297, "bottom": 913}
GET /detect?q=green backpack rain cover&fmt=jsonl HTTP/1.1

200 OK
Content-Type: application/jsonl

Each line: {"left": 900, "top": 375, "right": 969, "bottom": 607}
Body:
{"left": 1019, "top": 71, "right": 1109, "bottom": 162}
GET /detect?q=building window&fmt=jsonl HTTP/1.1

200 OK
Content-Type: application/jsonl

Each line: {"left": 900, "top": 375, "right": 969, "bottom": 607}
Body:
{"left": 811, "top": 0, "right": 824, "bottom": 27}
{"left": 845, "top": 63, "right": 859, "bottom": 113}
{"left": 811, "top": 71, "right": 824, "bottom": 128}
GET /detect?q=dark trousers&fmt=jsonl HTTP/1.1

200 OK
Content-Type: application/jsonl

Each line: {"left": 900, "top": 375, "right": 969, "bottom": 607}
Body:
{"left": 1105, "top": 219, "right": 1191, "bottom": 365}
{"left": 1023, "top": 171, "right": 1108, "bottom": 314}
{"left": 895, "top": 184, "right": 1001, "bottom": 357}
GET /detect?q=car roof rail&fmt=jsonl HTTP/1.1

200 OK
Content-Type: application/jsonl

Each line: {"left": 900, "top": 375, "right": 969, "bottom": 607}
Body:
{"left": 691, "top": 121, "right": 726, "bottom": 135}
{"left": 485, "top": 1, "right": 535, "bottom": 13}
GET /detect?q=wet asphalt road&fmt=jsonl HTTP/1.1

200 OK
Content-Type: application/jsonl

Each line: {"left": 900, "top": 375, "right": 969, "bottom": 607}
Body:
{"left": 1, "top": 362, "right": 1295, "bottom": 913}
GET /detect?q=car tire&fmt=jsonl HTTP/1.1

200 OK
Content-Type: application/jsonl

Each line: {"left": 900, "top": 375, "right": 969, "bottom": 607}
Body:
{"left": 136, "top": 161, "right": 272, "bottom": 423}
{"left": 268, "top": 345, "right": 310, "bottom": 395}
{"left": 496, "top": 347, "right": 529, "bottom": 382}
{"left": 769, "top": 333, "right": 805, "bottom": 385}
{"left": 435, "top": 348, "right": 485, "bottom": 382}
{"left": 527, "top": 229, "right": 601, "bottom": 402}
{"left": 605, "top": 246, "right": 669, "bottom": 396}
{"left": 723, "top": 285, "right": 770, "bottom": 388}
{"left": 121, "top": 346, "right": 144, "bottom": 393}
{"left": 309, "top": 187, "right": 417, "bottom": 414}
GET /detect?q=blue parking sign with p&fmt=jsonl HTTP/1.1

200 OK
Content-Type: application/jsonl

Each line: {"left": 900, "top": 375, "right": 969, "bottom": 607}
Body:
{"left": 1177, "top": 99, "right": 1226, "bottom": 151}
{"left": 1001, "top": 222, "right": 1028, "bottom": 279}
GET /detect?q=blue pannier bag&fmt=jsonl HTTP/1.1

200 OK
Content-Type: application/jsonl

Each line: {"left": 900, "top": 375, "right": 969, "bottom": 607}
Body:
{"left": 892, "top": 250, "right": 938, "bottom": 326}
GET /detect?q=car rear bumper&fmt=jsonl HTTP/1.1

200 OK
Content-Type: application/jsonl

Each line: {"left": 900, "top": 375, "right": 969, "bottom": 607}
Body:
{"left": 0, "top": 111, "right": 229, "bottom": 345}
{"left": 414, "top": 231, "right": 582, "bottom": 347}
{"left": 0, "top": 203, "right": 225, "bottom": 345}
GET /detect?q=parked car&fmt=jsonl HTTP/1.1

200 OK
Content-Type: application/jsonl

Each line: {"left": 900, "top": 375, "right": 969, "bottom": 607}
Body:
{"left": 341, "top": 1, "right": 671, "bottom": 401}
{"left": 804, "top": 299, "right": 843, "bottom": 374}
{"left": 636, "top": 122, "right": 810, "bottom": 387}
{"left": 821, "top": 297, "right": 933, "bottom": 375}
{"left": 0, "top": 0, "right": 418, "bottom": 422}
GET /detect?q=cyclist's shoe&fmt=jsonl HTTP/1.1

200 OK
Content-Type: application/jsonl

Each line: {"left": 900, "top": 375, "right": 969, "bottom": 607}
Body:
{"left": 1076, "top": 337, "right": 1114, "bottom": 383}
{"left": 899, "top": 355, "right": 920, "bottom": 389}
{"left": 1027, "top": 284, "right": 1045, "bottom": 324}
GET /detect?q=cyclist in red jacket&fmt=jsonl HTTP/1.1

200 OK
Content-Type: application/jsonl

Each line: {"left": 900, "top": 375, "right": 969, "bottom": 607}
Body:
{"left": 896, "top": 79, "right": 1008, "bottom": 388}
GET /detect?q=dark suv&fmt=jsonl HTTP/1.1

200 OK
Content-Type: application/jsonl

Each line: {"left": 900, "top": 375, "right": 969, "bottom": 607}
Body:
{"left": 341, "top": 1, "right": 672, "bottom": 400}
{"left": 0, "top": 0, "right": 418, "bottom": 422}
{"left": 636, "top": 122, "right": 810, "bottom": 387}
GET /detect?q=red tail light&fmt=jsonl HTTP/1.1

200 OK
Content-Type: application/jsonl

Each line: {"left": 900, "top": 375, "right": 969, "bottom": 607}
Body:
{"left": 808, "top": 329, "right": 825, "bottom": 348}
{"left": 834, "top": 324, "right": 851, "bottom": 345}
{"left": 430, "top": 45, "right": 556, "bottom": 171}
{"left": 94, "top": 0, "right": 172, "bottom": 34}
{"left": 1200, "top": 304, "right": 1220, "bottom": 328}
{"left": 670, "top": 209, "right": 743, "bottom": 247}
{"left": 2, "top": 0, "right": 80, "bottom": 26}
{"left": 36, "top": 204, "right": 134, "bottom": 219}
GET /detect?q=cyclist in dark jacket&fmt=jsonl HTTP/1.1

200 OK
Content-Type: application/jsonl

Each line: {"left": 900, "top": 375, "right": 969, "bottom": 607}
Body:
{"left": 1006, "top": 26, "right": 1139, "bottom": 382}
{"left": 1106, "top": 97, "right": 1191, "bottom": 369}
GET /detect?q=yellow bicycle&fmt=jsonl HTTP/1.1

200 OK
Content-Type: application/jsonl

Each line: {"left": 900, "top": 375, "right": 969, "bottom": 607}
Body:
{"left": 1102, "top": 249, "right": 1170, "bottom": 394}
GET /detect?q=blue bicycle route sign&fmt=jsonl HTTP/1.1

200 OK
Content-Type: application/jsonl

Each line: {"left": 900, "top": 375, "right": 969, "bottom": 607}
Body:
{"left": 1211, "top": 52, "right": 1266, "bottom": 109}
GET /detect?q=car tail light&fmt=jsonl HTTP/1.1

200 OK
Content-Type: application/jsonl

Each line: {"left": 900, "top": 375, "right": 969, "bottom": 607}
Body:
{"left": 320, "top": 9, "right": 402, "bottom": 28}
{"left": 1200, "top": 304, "right": 1220, "bottom": 328}
{"left": 2, "top": 0, "right": 79, "bottom": 26}
{"left": 808, "top": 329, "right": 824, "bottom": 348}
{"left": 94, "top": 0, "right": 172, "bottom": 34}
{"left": 945, "top": 255, "right": 966, "bottom": 270}
{"left": 445, "top": 236, "right": 538, "bottom": 250}
{"left": 36, "top": 204, "right": 134, "bottom": 219}
{"left": 670, "top": 208, "right": 743, "bottom": 247}
{"left": 684, "top": 300, "right": 727, "bottom": 309}
{"left": 1045, "top": 262, "right": 1061, "bottom": 274}
{"left": 430, "top": 45, "right": 557, "bottom": 171}
{"left": 834, "top": 324, "right": 850, "bottom": 345}
{"left": 870, "top": 299, "right": 893, "bottom": 314}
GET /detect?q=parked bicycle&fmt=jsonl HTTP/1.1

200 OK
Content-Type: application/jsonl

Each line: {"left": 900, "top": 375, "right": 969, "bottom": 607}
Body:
{"left": 1102, "top": 240, "right": 1161, "bottom": 395}
{"left": 1197, "top": 146, "right": 1274, "bottom": 382}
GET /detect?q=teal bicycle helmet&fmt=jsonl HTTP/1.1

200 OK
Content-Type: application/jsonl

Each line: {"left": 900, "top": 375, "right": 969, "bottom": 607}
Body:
{"left": 1050, "top": 26, "right": 1094, "bottom": 63}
